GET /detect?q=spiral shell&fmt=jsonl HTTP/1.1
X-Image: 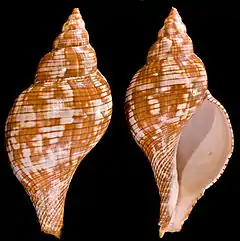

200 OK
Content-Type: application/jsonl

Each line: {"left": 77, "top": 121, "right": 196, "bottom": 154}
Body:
{"left": 125, "top": 8, "right": 234, "bottom": 237}
{"left": 5, "top": 8, "right": 112, "bottom": 238}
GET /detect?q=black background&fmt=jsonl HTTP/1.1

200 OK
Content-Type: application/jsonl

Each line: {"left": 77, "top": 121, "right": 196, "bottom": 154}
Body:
{"left": 1, "top": 3, "right": 239, "bottom": 241}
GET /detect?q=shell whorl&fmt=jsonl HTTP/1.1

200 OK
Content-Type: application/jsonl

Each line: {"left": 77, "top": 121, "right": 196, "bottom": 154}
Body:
{"left": 125, "top": 7, "right": 234, "bottom": 237}
{"left": 53, "top": 8, "right": 89, "bottom": 49}
{"left": 125, "top": 7, "right": 208, "bottom": 159}
{"left": 35, "top": 8, "right": 97, "bottom": 83}
{"left": 5, "top": 8, "right": 112, "bottom": 238}
{"left": 147, "top": 7, "right": 193, "bottom": 63}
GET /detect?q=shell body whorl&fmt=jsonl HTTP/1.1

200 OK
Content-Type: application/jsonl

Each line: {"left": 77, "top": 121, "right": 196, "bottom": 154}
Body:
{"left": 125, "top": 8, "right": 234, "bottom": 237}
{"left": 5, "top": 8, "right": 112, "bottom": 238}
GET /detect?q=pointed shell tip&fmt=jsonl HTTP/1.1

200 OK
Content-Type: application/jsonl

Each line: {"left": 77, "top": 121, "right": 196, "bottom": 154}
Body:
{"left": 169, "top": 7, "right": 180, "bottom": 16}
{"left": 72, "top": 8, "right": 80, "bottom": 15}
{"left": 165, "top": 7, "right": 182, "bottom": 24}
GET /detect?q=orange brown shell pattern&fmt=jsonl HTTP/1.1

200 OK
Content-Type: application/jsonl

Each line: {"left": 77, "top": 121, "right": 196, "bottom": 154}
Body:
{"left": 5, "top": 8, "right": 112, "bottom": 238}
{"left": 125, "top": 8, "right": 208, "bottom": 235}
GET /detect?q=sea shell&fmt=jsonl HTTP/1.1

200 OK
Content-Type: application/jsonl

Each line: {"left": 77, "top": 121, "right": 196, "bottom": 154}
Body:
{"left": 125, "top": 7, "right": 234, "bottom": 237}
{"left": 5, "top": 8, "right": 112, "bottom": 238}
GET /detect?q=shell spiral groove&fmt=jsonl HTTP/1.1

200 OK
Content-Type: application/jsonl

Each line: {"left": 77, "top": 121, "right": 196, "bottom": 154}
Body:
{"left": 125, "top": 8, "right": 234, "bottom": 237}
{"left": 5, "top": 8, "right": 112, "bottom": 238}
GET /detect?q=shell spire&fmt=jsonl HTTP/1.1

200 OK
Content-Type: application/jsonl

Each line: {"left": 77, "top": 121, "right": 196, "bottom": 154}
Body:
{"left": 53, "top": 8, "right": 89, "bottom": 50}
{"left": 167, "top": 7, "right": 182, "bottom": 22}
{"left": 147, "top": 7, "right": 192, "bottom": 63}
{"left": 125, "top": 7, "right": 233, "bottom": 238}
{"left": 63, "top": 8, "right": 84, "bottom": 30}
{"left": 5, "top": 8, "right": 112, "bottom": 239}
{"left": 35, "top": 8, "right": 97, "bottom": 83}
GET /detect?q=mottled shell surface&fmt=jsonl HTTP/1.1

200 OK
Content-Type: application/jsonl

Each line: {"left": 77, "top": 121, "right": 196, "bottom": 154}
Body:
{"left": 5, "top": 8, "right": 112, "bottom": 238}
{"left": 125, "top": 8, "right": 234, "bottom": 237}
